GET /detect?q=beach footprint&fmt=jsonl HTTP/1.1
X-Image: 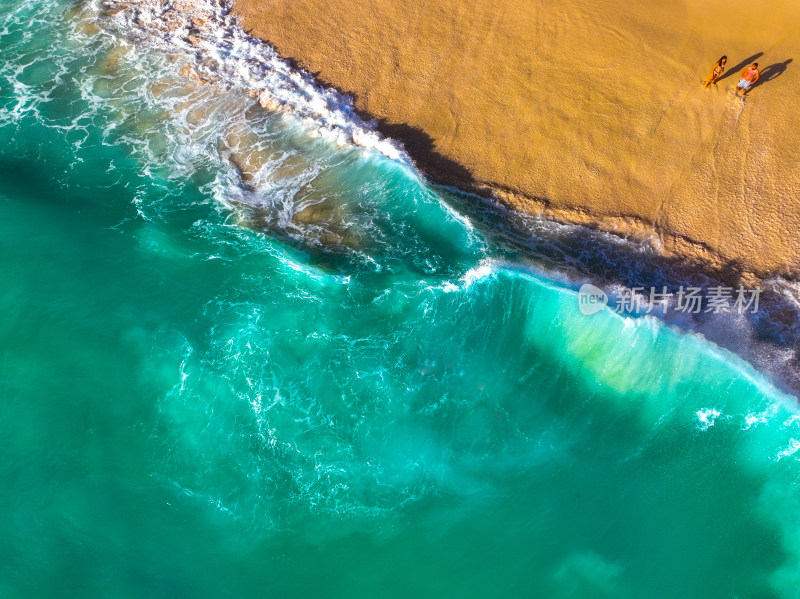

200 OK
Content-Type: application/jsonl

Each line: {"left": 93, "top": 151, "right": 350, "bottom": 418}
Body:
{"left": 727, "top": 86, "right": 747, "bottom": 105}
{"left": 725, "top": 90, "right": 747, "bottom": 122}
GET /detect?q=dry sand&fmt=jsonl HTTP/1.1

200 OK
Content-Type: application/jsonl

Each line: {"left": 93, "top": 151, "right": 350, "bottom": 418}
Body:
{"left": 232, "top": 0, "right": 800, "bottom": 281}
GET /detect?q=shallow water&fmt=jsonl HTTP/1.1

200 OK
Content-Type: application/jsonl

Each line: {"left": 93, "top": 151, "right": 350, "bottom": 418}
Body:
{"left": 2, "top": 2, "right": 800, "bottom": 597}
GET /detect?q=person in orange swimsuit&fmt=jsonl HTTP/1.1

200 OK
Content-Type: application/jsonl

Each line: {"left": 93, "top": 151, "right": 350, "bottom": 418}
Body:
{"left": 704, "top": 56, "right": 727, "bottom": 87}
{"left": 736, "top": 63, "right": 760, "bottom": 96}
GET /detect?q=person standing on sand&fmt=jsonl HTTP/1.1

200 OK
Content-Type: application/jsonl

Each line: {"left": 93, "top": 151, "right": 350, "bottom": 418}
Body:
{"left": 736, "top": 63, "right": 760, "bottom": 96}
{"left": 704, "top": 56, "right": 727, "bottom": 87}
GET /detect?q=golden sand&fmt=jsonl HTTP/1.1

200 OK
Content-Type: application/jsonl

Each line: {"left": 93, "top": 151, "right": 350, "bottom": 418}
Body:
{"left": 232, "top": 0, "right": 800, "bottom": 280}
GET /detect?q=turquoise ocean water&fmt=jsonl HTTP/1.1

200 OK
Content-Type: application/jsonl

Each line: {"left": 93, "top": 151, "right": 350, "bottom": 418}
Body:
{"left": 2, "top": 1, "right": 800, "bottom": 597}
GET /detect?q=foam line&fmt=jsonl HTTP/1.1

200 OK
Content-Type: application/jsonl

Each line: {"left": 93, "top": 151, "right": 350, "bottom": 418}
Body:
{"left": 98, "top": 0, "right": 411, "bottom": 163}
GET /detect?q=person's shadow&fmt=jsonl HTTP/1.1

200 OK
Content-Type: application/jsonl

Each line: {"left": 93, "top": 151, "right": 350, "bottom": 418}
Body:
{"left": 717, "top": 52, "right": 763, "bottom": 82}
{"left": 751, "top": 59, "right": 793, "bottom": 89}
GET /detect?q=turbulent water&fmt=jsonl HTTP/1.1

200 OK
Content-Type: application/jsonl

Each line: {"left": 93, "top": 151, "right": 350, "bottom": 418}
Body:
{"left": 2, "top": 1, "right": 800, "bottom": 597}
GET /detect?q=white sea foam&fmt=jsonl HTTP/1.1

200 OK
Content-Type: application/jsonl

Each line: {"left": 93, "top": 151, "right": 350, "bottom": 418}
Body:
{"left": 462, "top": 258, "right": 498, "bottom": 288}
{"left": 97, "top": 0, "right": 410, "bottom": 163}
{"left": 743, "top": 402, "right": 781, "bottom": 431}
{"left": 783, "top": 414, "right": 800, "bottom": 428}
{"left": 696, "top": 408, "right": 723, "bottom": 431}
{"left": 776, "top": 439, "right": 800, "bottom": 462}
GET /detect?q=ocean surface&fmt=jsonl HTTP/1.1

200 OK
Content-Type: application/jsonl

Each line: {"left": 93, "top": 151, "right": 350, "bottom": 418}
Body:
{"left": 2, "top": 1, "right": 800, "bottom": 597}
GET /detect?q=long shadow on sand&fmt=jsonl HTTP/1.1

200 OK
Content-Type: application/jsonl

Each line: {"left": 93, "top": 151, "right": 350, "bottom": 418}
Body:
{"left": 247, "top": 48, "right": 477, "bottom": 188}
{"left": 717, "top": 52, "right": 763, "bottom": 82}
{"left": 751, "top": 59, "right": 793, "bottom": 89}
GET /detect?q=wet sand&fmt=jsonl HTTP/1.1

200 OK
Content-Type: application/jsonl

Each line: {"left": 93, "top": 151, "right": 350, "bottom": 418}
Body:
{"left": 232, "top": 0, "right": 800, "bottom": 281}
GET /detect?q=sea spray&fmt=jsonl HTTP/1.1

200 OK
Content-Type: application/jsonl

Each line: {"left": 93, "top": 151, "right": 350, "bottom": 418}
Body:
{"left": 93, "top": 0, "right": 409, "bottom": 162}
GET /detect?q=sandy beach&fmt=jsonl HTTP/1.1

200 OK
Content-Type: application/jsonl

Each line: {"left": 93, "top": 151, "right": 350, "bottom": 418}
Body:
{"left": 232, "top": 0, "right": 800, "bottom": 281}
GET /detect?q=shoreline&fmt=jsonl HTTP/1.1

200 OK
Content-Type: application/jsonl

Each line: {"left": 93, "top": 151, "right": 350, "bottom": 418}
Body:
{"left": 434, "top": 182, "right": 800, "bottom": 397}
{"left": 231, "top": 0, "right": 800, "bottom": 284}
{"left": 90, "top": 0, "right": 800, "bottom": 394}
